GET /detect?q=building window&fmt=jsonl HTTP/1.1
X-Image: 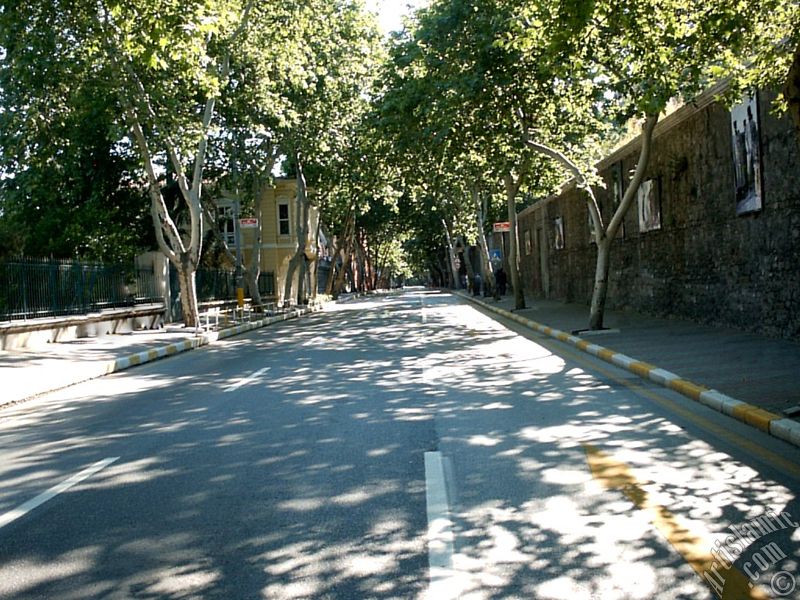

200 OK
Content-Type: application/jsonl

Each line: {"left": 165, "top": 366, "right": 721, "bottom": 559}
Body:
{"left": 278, "top": 203, "right": 290, "bottom": 236}
{"left": 218, "top": 205, "right": 236, "bottom": 247}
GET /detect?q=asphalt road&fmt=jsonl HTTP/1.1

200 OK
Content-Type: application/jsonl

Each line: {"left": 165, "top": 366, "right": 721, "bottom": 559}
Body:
{"left": 0, "top": 290, "right": 798, "bottom": 599}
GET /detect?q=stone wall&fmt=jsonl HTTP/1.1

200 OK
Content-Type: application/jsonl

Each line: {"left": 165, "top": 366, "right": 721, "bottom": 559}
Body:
{"left": 517, "top": 89, "right": 800, "bottom": 339}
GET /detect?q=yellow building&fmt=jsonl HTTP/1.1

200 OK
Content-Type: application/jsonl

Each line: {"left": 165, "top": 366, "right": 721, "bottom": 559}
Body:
{"left": 240, "top": 178, "right": 321, "bottom": 304}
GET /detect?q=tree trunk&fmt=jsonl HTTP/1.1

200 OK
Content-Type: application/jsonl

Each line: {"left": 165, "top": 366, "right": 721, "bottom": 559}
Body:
{"left": 333, "top": 240, "right": 352, "bottom": 299}
{"left": 175, "top": 253, "right": 200, "bottom": 328}
{"left": 473, "top": 186, "right": 495, "bottom": 295}
{"left": 587, "top": 114, "right": 659, "bottom": 329}
{"left": 588, "top": 239, "right": 611, "bottom": 330}
{"left": 332, "top": 253, "right": 347, "bottom": 298}
{"left": 294, "top": 190, "right": 310, "bottom": 305}
{"left": 461, "top": 236, "right": 476, "bottom": 292}
{"left": 442, "top": 219, "right": 461, "bottom": 289}
{"left": 308, "top": 258, "right": 318, "bottom": 303}
{"left": 327, "top": 211, "right": 353, "bottom": 296}
{"left": 283, "top": 253, "right": 302, "bottom": 307}
{"left": 325, "top": 238, "right": 342, "bottom": 296}
{"left": 244, "top": 189, "right": 265, "bottom": 310}
{"left": 308, "top": 207, "right": 323, "bottom": 302}
{"left": 372, "top": 241, "right": 385, "bottom": 289}
{"left": 355, "top": 239, "right": 367, "bottom": 292}
{"left": 292, "top": 258, "right": 306, "bottom": 305}
{"left": 503, "top": 173, "right": 526, "bottom": 310}
{"left": 283, "top": 156, "right": 310, "bottom": 306}
{"left": 435, "top": 255, "right": 449, "bottom": 288}
{"left": 296, "top": 258, "right": 307, "bottom": 305}
{"left": 359, "top": 232, "right": 373, "bottom": 291}
{"left": 349, "top": 248, "right": 359, "bottom": 292}
{"left": 370, "top": 239, "right": 380, "bottom": 290}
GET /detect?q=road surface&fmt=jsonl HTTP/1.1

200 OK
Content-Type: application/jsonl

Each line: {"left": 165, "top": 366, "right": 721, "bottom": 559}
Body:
{"left": 0, "top": 290, "right": 798, "bottom": 599}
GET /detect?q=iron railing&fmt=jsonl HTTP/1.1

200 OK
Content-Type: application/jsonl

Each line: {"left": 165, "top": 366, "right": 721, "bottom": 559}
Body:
{"left": 0, "top": 257, "right": 161, "bottom": 322}
{"left": 195, "top": 269, "right": 275, "bottom": 301}
{"left": 259, "top": 271, "right": 275, "bottom": 297}
{"left": 195, "top": 268, "right": 236, "bottom": 302}
{"left": 0, "top": 258, "right": 281, "bottom": 323}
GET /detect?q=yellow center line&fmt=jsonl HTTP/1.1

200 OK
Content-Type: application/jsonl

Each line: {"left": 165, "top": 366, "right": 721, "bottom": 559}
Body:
{"left": 585, "top": 444, "right": 770, "bottom": 600}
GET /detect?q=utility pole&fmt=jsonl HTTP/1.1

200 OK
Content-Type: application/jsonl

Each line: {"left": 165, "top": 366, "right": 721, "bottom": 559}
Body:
{"left": 233, "top": 199, "right": 244, "bottom": 311}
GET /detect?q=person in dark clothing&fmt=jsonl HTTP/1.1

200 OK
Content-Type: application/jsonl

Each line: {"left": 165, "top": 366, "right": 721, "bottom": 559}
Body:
{"left": 495, "top": 268, "right": 507, "bottom": 296}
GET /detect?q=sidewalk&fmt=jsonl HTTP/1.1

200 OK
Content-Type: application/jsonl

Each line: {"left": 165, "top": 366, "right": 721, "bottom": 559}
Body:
{"left": 456, "top": 290, "right": 800, "bottom": 446}
{"left": 0, "top": 306, "right": 322, "bottom": 409}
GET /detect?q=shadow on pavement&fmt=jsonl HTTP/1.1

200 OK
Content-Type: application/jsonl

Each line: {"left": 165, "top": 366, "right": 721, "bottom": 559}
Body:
{"left": 0, "top": 291, "right": 796, "bottom": 599}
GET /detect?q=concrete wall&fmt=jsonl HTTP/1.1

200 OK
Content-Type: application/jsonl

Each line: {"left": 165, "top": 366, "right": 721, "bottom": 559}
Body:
{"left": 0, "top": 305, "right": 165, "bottom": 350}
{"left": 518, "top": 89, "right": 800, "bottom": 339}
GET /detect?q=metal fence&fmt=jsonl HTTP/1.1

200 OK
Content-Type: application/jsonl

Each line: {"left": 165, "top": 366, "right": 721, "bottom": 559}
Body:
{"left": 1, "top": 257, "right": 281, "bottom": 323}
{"left": 169, "top": 266, "right": 272, "bottom": 321}
{"left": 195, "top": 268, "right": 237, "bottom": 302}
{"left": 259, "top": 271, "right": 275, "bottom": 297}
{"left": 317, "top": 261, "right": 331, "bottom": 294}
{"left": 0, "top": 257, "right": 161, "bottom": 322}
{"left": 195, "top": 269, "right": 275, "bottom": 302}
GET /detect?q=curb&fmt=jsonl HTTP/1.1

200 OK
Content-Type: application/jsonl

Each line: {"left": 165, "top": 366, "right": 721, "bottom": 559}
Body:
{"left": 455, "top": 291, "right": 800, "bottom": 450}
{"left": 7, "top": 305, "right": 322, "bottom": 408}
{"left": 106, "top": 305, "right": 320, "bottom": 376}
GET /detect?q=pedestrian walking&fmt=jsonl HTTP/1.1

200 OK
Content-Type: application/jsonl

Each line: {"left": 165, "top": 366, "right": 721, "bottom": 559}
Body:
{"left": 495, "top": 267, "right": 507, "bottom": 296}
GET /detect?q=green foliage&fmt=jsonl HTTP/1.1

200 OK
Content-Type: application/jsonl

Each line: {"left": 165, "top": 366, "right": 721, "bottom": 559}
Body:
{"left": 2, "top": 0, "right": 796, "bottom": 280}
{"left": 0, "top": 1, "right": 155, "bottom": 262}
{"left": 704, "top": 0, "right": 800, "bottom": 113}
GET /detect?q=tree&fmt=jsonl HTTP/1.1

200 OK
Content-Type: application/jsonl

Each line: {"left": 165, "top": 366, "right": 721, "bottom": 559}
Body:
{"left": 505, "top": 0, "right": 756, "bottom": 329}
{"left": 377, "top": 0, "right": 576, "bottom": 307}
{"left": 0, "top": 0, "right": 254, "bottom": 327}
{"left": 229, "top": 0, "right": 383, "bottom": 306}
{"left": 100, "top": 1, "right": 254, "bottom": 328}
{"left": 710, "top": 0, "right": 800, "bottom": 144}
{"left": 0, "top": 3, "right": 153, "bottom": 263}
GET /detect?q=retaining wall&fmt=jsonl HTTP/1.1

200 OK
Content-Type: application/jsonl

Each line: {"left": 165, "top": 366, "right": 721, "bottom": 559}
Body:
{"left": 518, "top": 88, "right": 800, "bottom": 339}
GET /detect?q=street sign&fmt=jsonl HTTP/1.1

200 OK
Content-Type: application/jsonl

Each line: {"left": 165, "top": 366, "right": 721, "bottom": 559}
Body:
{"left": 493, "top": 222, "right": 511, "bottom": 232}
{"left": 239, "top": 218, "right": 259, "bottom": 229}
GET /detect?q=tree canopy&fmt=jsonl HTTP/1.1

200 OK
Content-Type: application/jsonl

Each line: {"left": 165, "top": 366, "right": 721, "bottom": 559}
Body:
{"left": 1, "top": 0, "right": 798, "bottom": 316}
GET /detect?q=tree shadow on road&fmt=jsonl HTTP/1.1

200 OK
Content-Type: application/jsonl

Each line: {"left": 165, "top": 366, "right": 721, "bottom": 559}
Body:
{"left": 0, "top": 291, "right": 797, "bottom": 599}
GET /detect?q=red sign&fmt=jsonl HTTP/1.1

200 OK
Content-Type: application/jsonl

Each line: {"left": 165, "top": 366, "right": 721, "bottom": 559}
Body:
{"left": 493, "top": 222, "right": 511, "bottom": 232}
{"left": 239, "top": 218, "right": 259, "bottom": 229}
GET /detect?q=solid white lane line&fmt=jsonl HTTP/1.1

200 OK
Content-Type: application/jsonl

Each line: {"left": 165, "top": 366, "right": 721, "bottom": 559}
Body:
{"left": 424, "top": 451, "right": 461, "bottom": 600}
{"left": 224, "top": 367, "right": 270, "bottom": 393}
{"left": 0, "top": 457, "right": 119, "bottom": 530}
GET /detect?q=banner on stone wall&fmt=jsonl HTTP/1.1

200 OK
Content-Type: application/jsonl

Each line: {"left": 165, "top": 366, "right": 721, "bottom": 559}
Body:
{"left": 637, "top": 178, "right": 661, "bottom": 233}
{"left": 731, "top": 92, "right": 763, "bottom": 216}
{"left": 554, "top": 216, "right": 565, "bottom": 250}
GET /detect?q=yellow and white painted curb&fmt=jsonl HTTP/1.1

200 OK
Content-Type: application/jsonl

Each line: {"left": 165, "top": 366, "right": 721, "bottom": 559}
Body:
{"left": 456, "top": 292, "right": 800, "bottom": 449}
{"left": 106, "top": 306, "right": 321, "bottom": 375}
{"left": 4, "top": 305, "right": 326, "bottom": 408}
